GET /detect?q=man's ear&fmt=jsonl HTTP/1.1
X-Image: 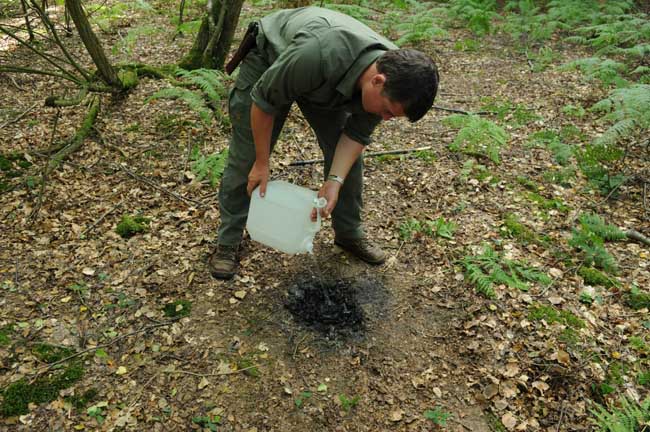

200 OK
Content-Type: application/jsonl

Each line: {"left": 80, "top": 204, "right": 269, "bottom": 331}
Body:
{"left": 371, "top": 73, "right": 387, "bottom": 87}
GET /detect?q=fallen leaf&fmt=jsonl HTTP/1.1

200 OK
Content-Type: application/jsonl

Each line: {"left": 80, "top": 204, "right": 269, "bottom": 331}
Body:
{"left": 198, "top": 377, "right": 210, "bottom": 389}
{"left": 389, "top": 408, "right": 403, "bottom": 422}
{"left": 116, "top": 366, "right": 127, "bottom": 375}
{"left": 502, "top": 412, "right": 518, "bottom": 430}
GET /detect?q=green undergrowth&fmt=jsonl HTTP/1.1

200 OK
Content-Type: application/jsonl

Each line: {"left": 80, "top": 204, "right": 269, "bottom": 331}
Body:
{"left": 591, "top": 396, "right": 650, "bottom": 432}
{"left": 115, "top": 214, "right": 150, "bottom": 238}
{"left": 0, "top": 346, "right": 84, "bottom": 417}
{"left": 444, "top": 114, "right": 508, "bottom": 163}
{"left": 569, "top": 213, "right": 625, "bottom": 274}
{"left": 461, "top": 244, "right": 551, "bottom": 298}
{"left": 399, "top": 217, "right": 456, "bottom": 241}
{"left": 578, "top": 266, "right": 618, "bottom": 287}
{"left": 191, "top": 147, "right": 228, "bottom": 187}
{"left": 625, "top": 285, "right": 650, "bottom": 310}
{"left": 0, "top": 152, "right": 33, "bottom": 194}
{"left": 528, "top": 303, "right": 585, "bottom": 329}
{"left": 163, "top": 300, "right": 192, "bottom": 318}
{"left": 501, "top": 213, "right": 549, "bottom": 245}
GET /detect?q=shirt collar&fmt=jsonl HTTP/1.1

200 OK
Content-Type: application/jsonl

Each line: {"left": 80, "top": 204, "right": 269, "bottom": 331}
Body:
{"left": 336, "top": 49, "right": 387, "bottom": 99}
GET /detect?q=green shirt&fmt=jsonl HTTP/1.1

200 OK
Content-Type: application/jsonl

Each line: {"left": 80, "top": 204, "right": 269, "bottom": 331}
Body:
{"left": 251, "top": 7, "right": 398, "bottom": 145}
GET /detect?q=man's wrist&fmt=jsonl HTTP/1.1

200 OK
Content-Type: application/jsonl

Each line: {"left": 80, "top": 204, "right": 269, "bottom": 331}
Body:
{"left": 327, "top": 174, "right": 345, "bottom": 185}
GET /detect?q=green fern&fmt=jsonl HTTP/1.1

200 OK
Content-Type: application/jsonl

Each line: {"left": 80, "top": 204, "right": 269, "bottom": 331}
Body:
{"left": 113, "top": 25, "right": 157, "bottom": 57}
{"left": 146, "top": 87, "right": 213, "bottom": 124}
{"left": 578, "top": 213, "right": 626, "bottom": 241}
{"left": 390, "top": 1, "right": 448, "bottom": 46}
{"left": 562, "top": 57, "right": 628, "bottom": 87}
{"left": 590, "top": 84, "right": 650, "bottom": 146}
{"left": 590, "top": 397, "right": 650, "bottom": 432}
{"left": 176, "top": 69, "right": 228, "bottom": 107}
{"left": 446, "top": 0, "right": 499, "bottom": 35}
{"left": 461, "top": 244, "right": 551, "bottom": 298}
{"left": 569, "top": 213, "right": 622, "bottom": 274}
{"left": 191, "top": 149, "right": 229, "bottom": 187}
{"left": 443, "top": 114, "right": 508, "bottom": 163}
{"left": 503, "top": 0, "right": 556, "bottom": 47}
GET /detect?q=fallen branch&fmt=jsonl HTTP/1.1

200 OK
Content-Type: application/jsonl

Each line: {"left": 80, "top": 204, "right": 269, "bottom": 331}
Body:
{"left": 121, "top": 166, "right": 203, "bottom": 207}
{"left": 432, "top": 105, "right": 491, "bottom": 115}
{"left": 289, "top": 146, "right": 435, "bottom": 166}
{"left": 29, "top": 95, "right": 101, "bottom": 221}
{"left": 0, "top": 101, "right": 39, "bottom": 130}
{"left": 626, "top": 229, "right": 650, "bottom": 247}
{"left": 163, "top": 364, "right": 260, "bottom": 377}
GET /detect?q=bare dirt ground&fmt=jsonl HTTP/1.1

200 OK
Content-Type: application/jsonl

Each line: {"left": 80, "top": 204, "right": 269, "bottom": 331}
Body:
{"left": 1, "top": 2, "right": 649, "bottom": 431}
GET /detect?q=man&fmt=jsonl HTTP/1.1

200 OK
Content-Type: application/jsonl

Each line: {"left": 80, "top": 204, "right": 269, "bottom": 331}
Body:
{"left": 209, "top": 6, "right": 439, "bottom": 279}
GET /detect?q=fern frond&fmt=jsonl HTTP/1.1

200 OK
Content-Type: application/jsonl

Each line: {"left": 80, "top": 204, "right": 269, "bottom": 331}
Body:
{"left": 579, "top": 213, "right": 626, "bottom": 241}
{"left": 176, "top": 68, "right": 228, "bottom": 106}
{"left": 443, "top": 114, "right": 508, "bottom": 163}
{"left": 147, "top": 87, "right": 212, "bottom": 124}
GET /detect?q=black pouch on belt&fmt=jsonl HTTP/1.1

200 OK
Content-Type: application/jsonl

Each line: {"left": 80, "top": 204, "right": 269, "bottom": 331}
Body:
{"left": 225, "top": 21, "right": 259, "bottom": 75}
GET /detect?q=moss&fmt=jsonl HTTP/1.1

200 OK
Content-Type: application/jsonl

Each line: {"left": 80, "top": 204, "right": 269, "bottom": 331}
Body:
{"left": 626, "top": 286, "right": 650, "bottom": 310}
{"left": 237, "top": 357, "right": 260, "bottom": 377}
{"left": 115, "top": 214, "right": 149, "bottom": 238}
{"left": 578, "top": 267, "right": 617, "bottom": 287}
{"left": 528, "top": 304, "right": 585, "bottom": 329}
{"left": 64, "top": 388, "right": 98, "bottom": 410}
{"left": 526, "top": 192, "right": 570, "bottom": 212}
{"left": 0, "top": 156, "right": 12, "bottom": 171}
{"left": 163, "top": 300, "right": 192, "bottom": 318}
{"left": 0, "top": 325, "right": 13, "bottom": 346}
{"left": 0, "top": 362, "right": 84, "bottom": 417}
{"left": 516, "top": 175, "right": 538, "bottom": 191}
{"left": 503, "top": 213, "right": 539, "bottom": 244}
{"left": 33, "top": 343, "right": 74, "bottom": 363}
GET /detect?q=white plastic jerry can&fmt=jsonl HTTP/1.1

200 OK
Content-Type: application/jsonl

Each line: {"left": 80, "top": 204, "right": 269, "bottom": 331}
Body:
{"left": 247, "top": 180, "right": 327, "bottom": 254}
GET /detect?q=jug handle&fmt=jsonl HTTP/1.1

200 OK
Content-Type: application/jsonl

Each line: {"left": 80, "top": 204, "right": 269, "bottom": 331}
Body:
{"left": 313, "top": 196, "right": 327, "bottom": 225}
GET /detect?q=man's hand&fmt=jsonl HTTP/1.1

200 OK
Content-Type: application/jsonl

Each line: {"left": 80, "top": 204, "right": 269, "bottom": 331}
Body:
{"left": 311, "top": 180, "right": 341, "bottom": 221}
{"left": 247, "top": 160, "right": 270, "bottom": 197}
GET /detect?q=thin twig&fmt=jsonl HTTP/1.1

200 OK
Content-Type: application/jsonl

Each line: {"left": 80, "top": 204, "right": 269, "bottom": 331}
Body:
{"left": 82, "top": 199, "right": 124, "bottom": 236}
{"left": 120, "top": 166, "right": 203, "bottom": 207}
{"left": 33, "top": 321, "right": 175, "bottom": 375}
{"left": 556, "top": 401, "right": 566, "bottom": 432}
{"left": 289, "top": 146, "right": 436, "bottom": 166}
{"left": 432, "top": 105, "right": 491, "bottom": 115}
{"left": 0, "top": 101, "right": 39, "bottom": 130}
{"left": 163, "top": 364, "right": 260, "bottom": 377}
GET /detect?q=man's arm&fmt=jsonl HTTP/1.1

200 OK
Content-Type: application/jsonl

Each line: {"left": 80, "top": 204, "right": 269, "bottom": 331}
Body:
{"left": 312, "top": 133, "right": 365, "bottom": 221}
{"left": 246, "top": 102, "right": 274, "bottom": 197}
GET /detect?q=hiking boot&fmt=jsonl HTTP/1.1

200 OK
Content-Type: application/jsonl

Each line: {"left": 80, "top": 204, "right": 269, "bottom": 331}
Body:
{"left": 207, "top": 244, "right": 239, "bottom": 280}
{"left": 334, "top": 236, "right": 386, "bottom": 265}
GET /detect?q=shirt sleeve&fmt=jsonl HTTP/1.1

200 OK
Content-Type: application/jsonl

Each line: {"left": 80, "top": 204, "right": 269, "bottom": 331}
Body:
{"left": 250, "top": 33, "right": 323, "bottom": 115}
{"left": 343, "top": 113, "right": 381, "bottom": 146}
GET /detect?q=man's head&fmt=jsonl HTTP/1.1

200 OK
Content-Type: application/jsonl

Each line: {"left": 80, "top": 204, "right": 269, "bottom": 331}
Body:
{"left": 361, "top": 49, "right": 439, "bottom": 122}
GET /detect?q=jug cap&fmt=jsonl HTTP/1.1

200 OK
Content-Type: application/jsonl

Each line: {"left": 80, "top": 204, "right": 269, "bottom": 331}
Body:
{"left": 314, "top": 197, "right": 327, "bottom": 209}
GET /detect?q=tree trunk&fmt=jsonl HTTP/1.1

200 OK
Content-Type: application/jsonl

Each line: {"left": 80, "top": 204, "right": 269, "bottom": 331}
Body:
{"left": 179, "top": 0, "right": 244, "bottom": 70}
{"left": 64, "top": 0, "right": 122, "bottom": 89}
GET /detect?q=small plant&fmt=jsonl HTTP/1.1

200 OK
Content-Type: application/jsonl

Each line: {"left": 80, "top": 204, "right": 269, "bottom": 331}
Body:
{"left": 543, "top": 167, "right": 576, "bottom": 187}
{"left": 65, "top": 388, "right": 99, "bottom": 410}
{"left": 525, "top": 192, "right": 570, "bottom": 213}
{"left": 480, "top": 98, "right": 541, "bottom": 127}
{"left": 294, "top": 391, "right": 312, "bottom": 409}
{"left": 424, "top": 406, "right": 453, "bottom": 426}
{"left": 638, "top": 371, "right": 650, "bottom": 386}
{"left": 87, "top": 401, "right": 108, "bottom": 425}
{"left": 388, "top": 1, "right": 448, "bottom": 47}
{"left": 115, "top": 214, "right": 150, "bottom": 238}
{"left": 562, "top": 104, "right": 586, "bottom": 118}
{"left": 192, "top": 415, "right": 221, "bottom": 431}
{"left": 562, "top": 57, "right": 628, "bottom": 87}
{"left": 444, "top": 114, "right": 508, "bottom": 163}
{"left": 569, "top": 213, "right": 623, "bottom": 274}
{"left": 461, "top": 244, "right": 551, "bottom": 298}
{"left": 339, "top": 394, "right": 360, "bottom": 412}
{"left": 163, "top": 300, "right": 192, "bottom": 318}
{"left": 398, "top": 217, "right": 456, "bottom": 241}
{"left": 625, "top": 285, "right": 650, "bottom": 310}
{"left": 191, "top": 147, "right": 229, "bottom": 187}
{"left": 453, "top": 38, "right": 480, "bottom": 52}
{"left": 590, "top": 396, "right": 650, "bottom": 432}
{"left": 629, "top": 336, "right": 649, "bottom": 354}
{"left": 0, "top": 324, "right": 13, "bottom": 346}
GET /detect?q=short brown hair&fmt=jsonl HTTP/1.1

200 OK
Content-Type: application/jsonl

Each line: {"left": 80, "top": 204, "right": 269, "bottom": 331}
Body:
{"left": 376, "top": 49, "right": 439, "bottom": 122}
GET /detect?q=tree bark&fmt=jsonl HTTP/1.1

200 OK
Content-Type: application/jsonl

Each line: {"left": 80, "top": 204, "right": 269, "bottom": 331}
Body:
{"left": 179, "top": 0, "right": 244, "bottom": 70}
{"left": 64, "top": 0, "right": 122, "bottom": 89}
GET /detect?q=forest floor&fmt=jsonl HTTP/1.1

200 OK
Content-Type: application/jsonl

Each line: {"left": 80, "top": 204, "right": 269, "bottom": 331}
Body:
{"left": 1, "top": 1, "right": 649, "bottom": 432}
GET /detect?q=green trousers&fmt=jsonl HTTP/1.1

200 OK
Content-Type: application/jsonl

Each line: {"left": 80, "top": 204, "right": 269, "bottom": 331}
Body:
{"left": 217, "top": 49, "right": 365, "bottom": 246}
